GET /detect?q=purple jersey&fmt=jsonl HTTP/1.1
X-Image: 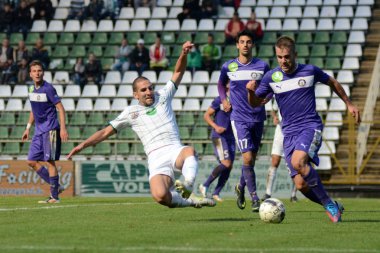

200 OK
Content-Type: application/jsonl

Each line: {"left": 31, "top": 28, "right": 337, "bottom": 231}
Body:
{"left": 256, "top": 64, "right": 330, "bottom": 136}
{"left": 210, "top": 96, "right": 234, "bottom": 139}
{"left": 219, "top": 58, "right": 270, "bottom": 122}
{"left": 28, "top": 81, "right": 61, "bottom": 135}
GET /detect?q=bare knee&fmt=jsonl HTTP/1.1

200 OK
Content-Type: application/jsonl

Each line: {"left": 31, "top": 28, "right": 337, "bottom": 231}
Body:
{"left": 221, "top": 159, "right": 233, "bottom": 170}
{"left": 27, "top": 161, "right": 38, "bottom": 170}
{"left": 151, "top": 189, "right": 171, "bottom": 207}
{"left": 293, "top": 175, "right": 308, "bottom": 191}
{"left": 242, "top": 151, "right": 255, "bottom": 166}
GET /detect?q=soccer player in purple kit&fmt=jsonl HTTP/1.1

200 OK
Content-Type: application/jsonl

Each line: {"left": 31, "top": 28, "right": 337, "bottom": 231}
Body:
{"left": 218, "top": 30, "right": 270, "bottom": 212}
{"left": 199, "top": 83, "right": 235, "bottom": 202}
{"left": 22, "top": 60, "right": 69, "bottom": 204}
{"left": 246, "top": 36, "right": 361, "bottom": 223}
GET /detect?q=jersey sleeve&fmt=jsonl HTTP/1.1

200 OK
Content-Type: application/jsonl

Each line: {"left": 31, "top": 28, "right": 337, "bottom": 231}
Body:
{"left": 255, "top": 72, "right": 273, "bottom": 98}
{"left": 218, "top": 62, "right": 230, "bottom": 101}
{"left": 157, "top": 80, "right": 177, "bottom": 101}
{"left": 210, "top": 97, "right": 221, "bottom": 111}
{"left": 46, "top": 85, "right": 61, "bottom": 105}
{"left": 313, "top": 65, "right": 330, "bottom": 84}
{"left": 109, "top": 107, "right": 131, "bottom": 132}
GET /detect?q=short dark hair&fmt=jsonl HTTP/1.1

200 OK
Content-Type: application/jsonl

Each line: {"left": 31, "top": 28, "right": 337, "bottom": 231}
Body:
{"left": 236, "top": 30, "right": 254, "bottom": 43}
{"left": 29, "top": 60, "right": 44, "bottom": 72}
{"left": 132, "top": 76, "right": 150, "bottom": 92}
{"left": 276, "top": 36, "right": 296, "bottom": 53}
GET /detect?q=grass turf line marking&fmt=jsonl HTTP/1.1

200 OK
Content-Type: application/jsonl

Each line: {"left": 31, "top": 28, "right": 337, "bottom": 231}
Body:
{"left": 0, "top": 202, "right": 153, "bottom": 212}
{"left": 0, "top": 245, "right": 379, "bottom": 253}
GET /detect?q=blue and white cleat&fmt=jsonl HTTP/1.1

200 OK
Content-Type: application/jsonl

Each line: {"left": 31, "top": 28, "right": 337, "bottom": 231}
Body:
{"left": 175, "top": 180, "right": 193, "bottom": 199}
{"left": 324, "top": 201, "right": 342, "bottom": 223}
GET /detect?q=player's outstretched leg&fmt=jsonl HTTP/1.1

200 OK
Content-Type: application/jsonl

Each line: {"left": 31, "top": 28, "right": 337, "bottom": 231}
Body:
{"left": 212, "top": 168, "right": 231, "bottom": 202}
{"left": 262, "top": 165, "right": 277, "bottom": 201}
{"left": 290, "top": 183, "right": 298, "bottom": 202}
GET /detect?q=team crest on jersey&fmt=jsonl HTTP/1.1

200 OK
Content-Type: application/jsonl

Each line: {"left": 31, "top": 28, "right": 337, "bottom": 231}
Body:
{"left": 131, "top": 112, "right": 139, "bottom": 119}
{"left": 298, "top": 79, "right": 306, "bottom": 87}
{"left": 251, "top": 72, "right": 261, "bottom": 80}
{"left": 228, "top": 62, "right": 238, "bottom": 72}
{"left": 37, "top": 95, "right": 41, "bottom": 101}
{"left": 28, "top": 85, "right": 34, "bottom": 93}
{"left": 272, "top": 71, "right": 283, "bottom": 82}
{"left": 146, "top": 107, "right": 157, "bottom": 116}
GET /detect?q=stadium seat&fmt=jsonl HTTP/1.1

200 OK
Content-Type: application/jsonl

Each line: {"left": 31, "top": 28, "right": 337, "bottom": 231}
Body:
{"left": 192, "top": 71, "right": 210, "bottom": 84}
{"left": 309, "top": 57, "right": 324, "bottom": 68}
{"left": 329, "top": 98, "right": 347, "bottom": 111}
{"left": 266, "top": 19, "right": 282, "bottom": 31}
{"left": 168, "top": 7, "right": 182, "bottom": 18}
{"left": 342, "top": 57, "right": 360, "bottom": 70}
{"left": 69, "top": 45, "right": 86, "bottom": 58}
{"left": 238, "top": 7, "right": 252, "bottom": 18}
{"left": 130, "top": 20, "right": 146, "bottom": 32}
{"left": 352, "top": 18, "right": 368, "bottom": 30}
{"left": 70, "top": 112, "right": 87, "bottom": 125}
{"left": 104, "top": 71, "right": 121, "bottom": 85}
{"left": 81, "top": 127, "right": 98, "bottom": 139}
{"left": 122, "top": 71, "right": 139, "bottom": 84}
{"left": 173, "top": 86, "right": 187, "bottom": 98}
{"left": 114, "top": 20, "right": 130, "bottom": 31}
{"left": 262, "top": 32, "right": 277, "bottom": 45}
{"left": 44, "top": 33, "right": 58, "bottom": 45}
{"left": 303, "top": 6, "right": 319, "bottom": 18}
{"left": 68, "top": 126, "right": 81, "bottom": 139}
{"left": 2, "top": 142, "right": 20, "bottom": 155}
{"left": 82, "top": 85, "right": 99, "bottom": 97}
{"left": 141, "top": 71, "right": 157, "bottom": 83}
{"left": 47, "top": 20, "right": 64, "bottom": 32}
{"left": 311, "top": 44, "right": 327, "bottom": 57}
{"left": 323, "top": 126, "right": 339, "bottom": 141}
{"left": 334, "top": 18, "right": 351, "bottom": 30}
{"left": 178, "top": 112, "right": 195, "bottom": 126}
{"left": 176, "top": 32, "right": 192, "bottom": 44}
{"left": 111, "top": 98, "right": 128, "bottom": 111}
{"left": 10, "top": 33, "right": 23, "bottom": 45}
{"left": 119, "top": 7, "right": 134, "bottom": 19}
{"left": 161, "top": 32, "right": 175, "bottom": 44}
{"left": 210, "top": 71, "right": 221, "bottom": 84}
{"left": 135, "top": 7, "right": 151, "bottom": 19}
{"left": 115, "top": 142, "right": 130, "bottom": 155}
{"left": 109, "top": 33, "right": 124, "bottom": 45}
{"left": 355, "top": 6, "right": 371, "bottom": 18}
{"left": 340, "top": 0, "right": 356, "bottom": 4}
{"left": 93, "top": 143, "right": 111, "bottom": 155}
{"left": 99, "top": 85, "right": 117, "bottom": 97}
{"left": 337, "top": 70, "right": 354, "bottom": 84}
{"left": 152, "top": 7, "right": 168, "bottom": 18}
{"left": 205, "top": 85, "right": 218, "bottom": 98}
{"left": 61, "top": 98, "right": 75, "bottom": 111}
{"left": 58, "top": 32, "right": 74, "bottom": 44}
{"left": 171, "top": 98, "right": 183, "bottom": 111}
{"left": 201, "top": 98, "right": 213, "bottom": 111}
{"left": 319, "top": 141, "right": 336, "bottom": 155}
{"left": 191, "top": 127, "right": 209, "bottom": 140}
{"left": 0, "top": 99, "right": 4, "bottom": 111}
{"left": 31, "top": 20, "right": 47, "bottom": 32}
{"left": 286, "top": 6, "right": 302, "bottom": 18}
{"left": 331, "top": 31, "right": 347, "bottom": 44}
{"left": 337, "top": 6, "right": 353, "bottom": 18}
{"left": 88, "top": 45, "right": 103, "bottom": 57}
{"left": 215, "top": 19, "right": 229, "bottom": 31}
{"left": 314, "top": 31, "right": 330, "bottom": 44}
{"left": 270, "top": 7, "right": 286, "bottom": 18}
{"left": 316, "top": 98, "right": 328, "bottom": 111}
{"left": 306, "top": 0, "right": 322, "bottom": 6}
{"left": 290, "top": 0, "right": 306, "bottom": 5}
{"left": 181, "top": 19, "right": 197, "bottom": 31}
{"left": 94, "top": 98, "right": 111, "bottom": 111}
{"left": 198, "top": 19, "right": 214, "bottom": 31}
{"left": 0, "top": 127, "right": 9, "bottom": 139}
{"left": 0, "top": 85, "right": 11, "bottom": 98}
{"left": 296, "top": 32, "right": 312, "bottom": 44}
{"left": 348, "top": 31, "right": 365, "bottom": 43}
{"left": 325, "top": 112, "right": 343, "bottom": 126}
{"left": 255, "top": 7, "right": 269, "bottom": 18}
{"left": 183, "top": 98, "right": 200, "bottom": 111}
{"left": 332, "top": 84, "right": 350, "bottom": 97}
{"left": 258, "top": 45, "right": 274, "bottom": 58}
{"left": 53, "top": 71, "right": 70, "bottom": 84}
{"left": 315, "top": 84, "right": 331, "bottom": 98}
{"left": 98, "top": 20, "right": 113, "bottom": 32}
{"left": 26, "top": 33, "right": 40, "bottom": 45}
{"left": 188, "top": 85, "right": 205, "bottom": 98}
{"left": 316, "top": 156, "right": 332, "bottom": 170}
{"left": 317, "top": 19, "right": 333, "bottom": 30}
{"left": 300, "top": 19, "right": 316, "bottom": 30}
{"left": 147, "top": 20, "right": 163, "bottom": 32}
{"left": 81, "top": 20, "right": 97, "bottom": 32}
{"left": 20, "top": 142, "right": 30, "bottom": 155}
{"left": 63, "top": 84, "right": 81, "bottom": 97}
{"left": 16, "top": 112, "right": 29, "bottom": 125}
{"left": 54, "top": 7, "right": 69, "bottom": 19}
{"left": 204, "top": 143, "right": 214, "bottom": 155}
{"left": 76, "top": 98, "right": 93, "bottom": 111}
{"left": 179, "top": 126, "right": 190, "bottom": 139}
{"left": 5, "top": 99, "right": 23, "bottom": 111}
{"left": 93, "top": 32, "right": 108, "bottom": 44}
{"left": 325, "top": 58, "right": 341, "bottom": 70}
{"left": 64, "top": 20, "right": 80, "bottom": 32}
{"left": 0, "top": 113, "right": 15, "bottom": 125}
{"left": 320, "top": 6, "right": 336, "bottom": 18}
{"left": 345, "top": 44, "right": 362, "bottom": 57}
{"left": 130, "top": 143, "right": 145, "bottom": 156}
{"left": 328, "top": 44, "right": 344, "bottom": 57}
{"left": 282, "top": 19, "right": 299, "bottom": 31}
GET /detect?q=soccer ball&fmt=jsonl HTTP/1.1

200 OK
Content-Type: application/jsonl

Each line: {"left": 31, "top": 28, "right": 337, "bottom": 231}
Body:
{"left": 259, "top": 198, "right": 286, "bottom": 223}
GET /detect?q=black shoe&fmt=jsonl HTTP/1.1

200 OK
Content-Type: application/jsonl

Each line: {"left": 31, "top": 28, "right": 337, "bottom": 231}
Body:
{"left": 251, "top": 200, "right": 260, "bottom": 212}
{"left": 234, "top": 184, "right": 246, "bottom": 210}
{"left": 290, "top": 196, "right": 298, "bottom": 202}
{"left": 261, "top": 194, "right": 271, "bottom": 201}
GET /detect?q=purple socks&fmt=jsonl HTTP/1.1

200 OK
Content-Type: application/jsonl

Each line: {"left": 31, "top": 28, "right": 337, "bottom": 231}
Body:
{"left": 242, "top": 165, "right": 258, "bottom": 201}
{"left": 49, "top": 175, "right": 60, "bottom": 199}
{"left": 302, "top": 165, "right": 331, "bottom": 206}
{"left": 36, "top": 166, "right": 50, "bottom": 183}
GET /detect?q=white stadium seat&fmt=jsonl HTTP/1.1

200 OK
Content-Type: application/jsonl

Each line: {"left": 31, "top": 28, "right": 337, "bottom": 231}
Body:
{"left": 323, "top": 126, "right": 340, "bottom": 141}
{"left": 337, "top": 70, "right": 354, "bottom": 84}
{"left": 104, "top": 71, "right": 122, "bottom": 85}
{"left": 152, "top": 7, "right": 168, "bottom": 19}
{"left": 201, "top": 98, "right": 213, "bottom": 111}
{"left": 334, "top": 18, "right": 351, "bottom": 30}
{"left": 205, "top": 85, "right": 218, "bottom": 98}
{"left": 98, "top": 20, "right": 114, "bottom": 32}
{"left": 94, "top": 98, "right": 111, "bottom": 111}
{"left": 317, "top": 19, "right": 333, "bottom": 30}
{"left": 0, "top": 99, "right": 4, "bottom": 110}
{"left": 54, "top": 7, "right": 69, "bottom": 19}
{"left": 171, "top": 98, "right": 183, "bottom": 111}
{"left": 174, "top": 86, "right": 187, "bottom": 98}
{"left": 348, "top": 31, "right": 365, "bottom": 43}
{"left": 320, "top": 6, "right": 336, "bottom": 18}
{"left": 111, "top": 98, "right": 128, "bottom": 111}
{"left": 198, "top": 19, "right": 214, "bottom": 31}
{"left": 119, "top": 7, "right": 134, "bottom": 19}
{"left": 47, "top": 20, "right": 64, "bottom": 32}
{"left": 76, "top": 98, "right": 93, "bottom": 111}
{"left": 158, "top": 71, "right": 173, "bottom": 84}
{"left": 345, "top": 44, "right": 362, "bottom": 57}
{"left": 192, "top": 71, "right": 210, "bottom": 84}
{"left": 270, "top": 7, "right": 286, "bottom": 18}
{"left": 61, "top": 98, "right": 75, "bottom": 111}
{"left": 141, "top": 71, "right": 157, "bottom": 83}
{"left": 286, "top": 7, "right": 302, "bottom": 18}
{"left": 325, "top": 112, "right": 343, "bottom": 126}
{"left": 130, "top": 20, "right": 146, "bottom": 32}
{"left": 5, "top": 99, "right": 23, "bottom": 111}
{"left": 53, "top": 84, "right": 63, "bottom": 97}
{"left": 53, "top": 71, "right": 70, "bottom": 84}
{"left": 183, "top": 98, "right": 200, "bottom": 111}
{"left": 122, "top": 71, "right": 139, "bottom": 84}
{"left": 114, "top": 20, "right": 130, "bottom": 32}
{"left": 147, "top": 20, "right": 163, "bottom": 32}
{"left": 337, "top": 6, "right": 353, "bottom": 18}
{"left": 303, "top": 6, "right": 319, "bottom": 18}
{"left": 81, "top": 20, "right": 97, "bottom": 32}
{"left": 329, "top": 98, "right": 347, "bottom": 111}
{"left": 319, "top": 141, "right": 336, "bottom": 154}
{"left": 315, "top": 84, "right": 331, "bottom": 98}
{"left": 168, "top": 7, "right": 182, "bottom": 18}
{"left": 300, "top": 19, "right": 317, "bottom": 30}
{"left": 64, "top": 85, "right": 81, "bottom": 97}
{"left": 99, "top": 85, "right": 117, "bottom": 97}
{"left": 164, "top": 19, "right": 180, "bottom": 31}
{"left": 23, "top": 100, "right": 31, "bottom": 111}
{"left": 12, "top": 85, "right": 28, "bottom": 98}
{"left": 31, "top": 20, "right": 47, "bottom": 32}
{"left": 135, "top": 7, "right": 151, "bottom": 19}
{"left": 181, "top": 19, "right": 197, "bottom": 31}
{"left": 117, "top": 85, "right": 133, "bottom": 97}
{"left": 188, "top": 85, "right": 205, "bottom": 98}
{"left": 82, "top": 85, "right": 99, "bottom": 97}
{"left": 65, "top": 20, "right": 80, "bottom": 32}
{"left": 0, "top": 85, "right": 11, "bottom": 98}
{"left": 316, "top": 156, "right": 332, "bottom": 170}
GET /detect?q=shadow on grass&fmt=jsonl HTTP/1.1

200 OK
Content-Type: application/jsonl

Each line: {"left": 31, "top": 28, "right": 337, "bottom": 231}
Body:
{"left": 344, "top": 219, "right": 380, "bottom": 223}
{"left": 190, "top": 217, "right": 254, "bottom": 222}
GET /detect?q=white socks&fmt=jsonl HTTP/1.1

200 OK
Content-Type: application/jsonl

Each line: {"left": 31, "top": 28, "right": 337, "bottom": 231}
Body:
{"left": 170, "top": 191, "right": 194, "bottom": 208}
{"left": 291, "top": 182, "right": 297, "bottom": 197}
{"left": 266, "top": 166, "right": 277, "bottom": 196}
{"left": 182, "top": 156, "right": 198, "bottom": 188}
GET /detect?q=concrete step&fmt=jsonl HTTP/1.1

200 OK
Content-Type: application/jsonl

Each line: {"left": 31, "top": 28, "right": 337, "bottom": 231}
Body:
{"left": 366, "top": 34, "right": 380, "bottom": 46}
{"left": 363, "top": 48, "right": 378, "bottom": 61}
{"left": 357, "top": 73, "right": 372, "bottom": 86}
{"left": 360, "top": 60, "right": 375, "bottom": 73}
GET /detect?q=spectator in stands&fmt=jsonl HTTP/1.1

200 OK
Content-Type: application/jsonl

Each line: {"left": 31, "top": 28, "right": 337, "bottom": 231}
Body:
{"left": 0, "top": 38, "right": 15, "bottom": 84}
{"left": 220, "top": 0, "right": 240, "bottom": 8}
{"left": 112, "top": 38, "right": 133, "bottom": 74}
{"left": 186, "top": 45, "right": 202, "bottom": 75}
{"left": 224, "top": 12, "right": 245, "bottom": 45}
{"left": 0, "top": 3, "right": 14, "bottom": 36}
{"left": 201, "top": 0, "right": 218, "bottom": 19}
{"left": 177, "top": 6, "right": 192, "bottom": 24}
{"left": 33, "top": 0, "right": 54, "bottom": 22}
{"left": 149, "top": 35, "right": 168, "bottom": 76}
{"left": 84, "top": 53, "right": 102, "bottom": 85}
{"left": 31, "top": 39, "right": 50, "bottom": 69}
{"left": 129, "top": 38, "right": 149, "bottom": 76}
{"left": 68, "top": 0, "right": 85, "bottom": 20}
{"left": 200, "top": 33, "right": 221, "bottom": 74}
{"left": 14, "top": 0, "right": 32, "bottom": 39}
{"left": 73, "top": 57, "right": 86, "bottom": 88}
{"left": 101, "top": 0, "right": 120, "bottom": 20}
{"left": 245, "top": 12, "right": 263, "bottom": 43}
{"left": 121, "top": 0, "right": 134, "bottom": 7}
{"left": 134, "top": 0, "right": 155, "bottom": 8}
{"left": 13, "top": 40, "right": 30, "bottom": 83}
{"left": 83, "top": 0, "right": 103, "bottom": 22}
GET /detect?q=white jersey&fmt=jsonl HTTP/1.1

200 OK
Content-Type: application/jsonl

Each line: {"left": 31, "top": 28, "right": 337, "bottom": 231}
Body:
{"left": 110, "top": 80, "right": 182, "bottom": 155}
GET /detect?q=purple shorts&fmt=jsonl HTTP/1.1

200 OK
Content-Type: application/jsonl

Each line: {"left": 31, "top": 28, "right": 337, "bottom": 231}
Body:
{"left": 283, "top": 128, "right": 322, "bottom": 177}
{"left": 231, "top": 121, "right": 264, "bottom": 153}
{"left": 28, "top": 130, "right": 61, "bottom": 161}
{"left": 212, "top": 137, "right": 236, "bottom": 162}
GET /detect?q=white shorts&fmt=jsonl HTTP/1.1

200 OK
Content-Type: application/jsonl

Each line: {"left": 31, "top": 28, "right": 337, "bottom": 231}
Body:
{"left": 147, "top": 145, "right": 186, "bottom": 182}
{"left": 271, "top": 124, "right": 284, "bottom": 157}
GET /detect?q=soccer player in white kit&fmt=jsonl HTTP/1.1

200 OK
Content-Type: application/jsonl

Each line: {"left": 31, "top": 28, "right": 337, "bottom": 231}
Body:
{"left": 67, "top": 41, "right": 215, "bottom": 208}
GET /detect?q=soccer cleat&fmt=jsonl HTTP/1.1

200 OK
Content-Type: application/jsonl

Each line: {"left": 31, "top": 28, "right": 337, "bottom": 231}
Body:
{"left": 324, "top": 201, "right": 342, "bottom": 223}
{"left": 251, "top": 200, "right": 260, "bottom": 212}
{"left": 212, "top": 195, "right": 223, "bottom": 202}
{"left": 175, "top": 180, "right": 193, "bottom": 199}
{"left": 38, "top": 196, "right": 60, "bottom": 204}
{"left": 234, "top": 184, "right": 246, "bottom": 210}
{"left": 58, "top": 185, "right": 65, "bottom": 194}
{"left": 290, "top": 196, "right": 298, "bottom": 203}
{"left": 198, "top": 184, "right": 208, "bottom": 198}
{"left": 335, "top": 201, "right": 344, "bottom": 214}
{"left": 194, "top": 197, "right": 216, "bottom": 208}
{"left": 261, "top": 194, "right": 271, "bottom": 201}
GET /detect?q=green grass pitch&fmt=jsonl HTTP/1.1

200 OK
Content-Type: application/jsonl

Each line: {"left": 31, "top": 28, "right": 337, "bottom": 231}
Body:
{"left": 0, "top": 197, "right": 379, "bottom": 253}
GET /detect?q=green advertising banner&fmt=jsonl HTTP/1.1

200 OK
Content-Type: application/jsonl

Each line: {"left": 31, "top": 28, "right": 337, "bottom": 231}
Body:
{"left": 78, "top": 159, "right": 298, "bottom": 199}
